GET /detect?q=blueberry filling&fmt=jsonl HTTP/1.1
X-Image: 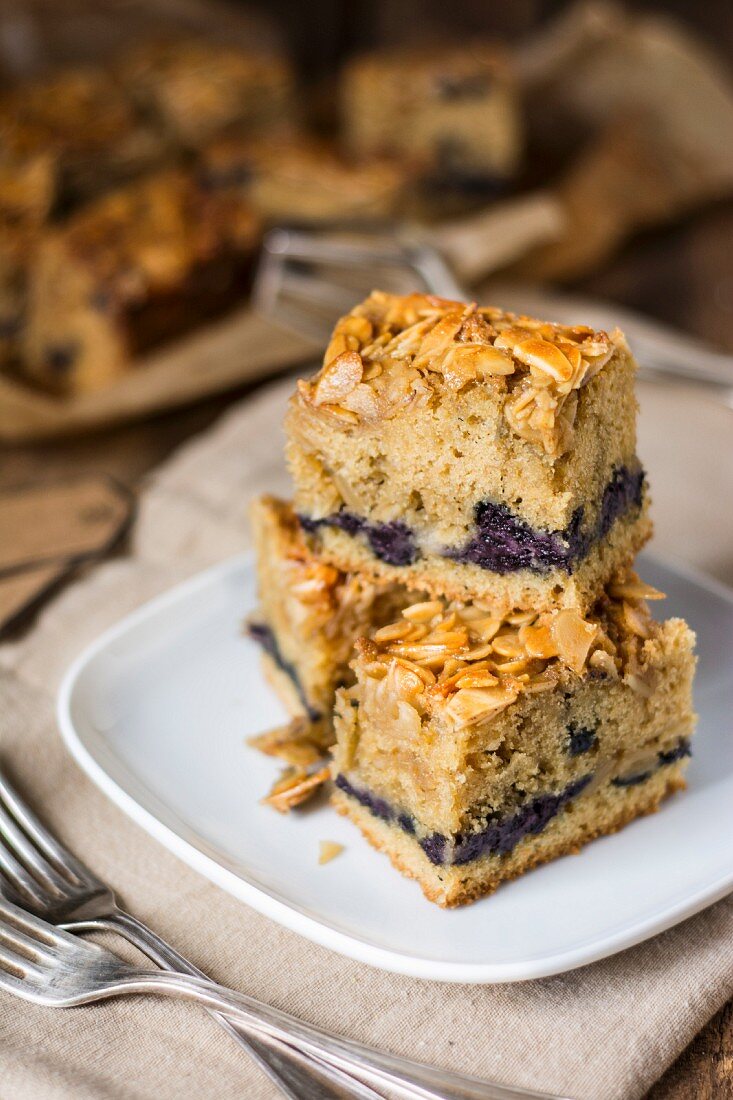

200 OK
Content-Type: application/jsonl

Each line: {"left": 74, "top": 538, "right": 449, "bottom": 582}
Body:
{"left": 567, "top": 723, "right": 598, "bottom": 756}
{"left": 336, "top": 736, "right": 690, "bottom": 868}
{"left": 611, "top": 771, "right": 652, "bottom": 788}
{"left": 44, "top": 344, "right": 78, "bottom": 375}
{"left": 446, "top": 465, "right": 645, "bottom": 574}
{"left": 299, "top": 512, "right": 417, "bottom": 566}
{"left": 247, "top": 621, "right": 321, "bottom": 722}
{"left": 435, "top": 73, "right": 492, "bottom": 101}
{"left": 612, "top": 738, "right": 692, "bottom": 787}
{"left": 299, "top": 464, "right": 644, "bottom": 575}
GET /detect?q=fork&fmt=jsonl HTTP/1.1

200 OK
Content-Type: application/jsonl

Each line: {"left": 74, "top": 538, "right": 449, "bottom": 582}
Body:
{"left": 0, "top": 770, "right": 382, "bottom": 1100}
{"left": 0, "top": 770, "right": 563, "bottom": 1100}
{"left": 0, "top": 894, "right": 565, "bottom": 1100}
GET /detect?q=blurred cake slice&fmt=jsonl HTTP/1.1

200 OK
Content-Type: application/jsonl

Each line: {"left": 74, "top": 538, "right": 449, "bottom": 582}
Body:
{"left": 21, "top": 167, "right": 260, "bottom": 394}
{"left": 341, "top": 44, "right": 521, "bottom": 199}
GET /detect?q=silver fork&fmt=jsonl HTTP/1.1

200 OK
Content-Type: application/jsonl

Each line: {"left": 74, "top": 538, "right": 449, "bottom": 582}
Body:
{"left": 0, "top": 770, "right": 564, "bottom": 1100}
{"left": 0, "top": 893, "right": 565, "bottom": 1100}
{"left": 0, "top": 770, "right": 381, "bottom": 1100}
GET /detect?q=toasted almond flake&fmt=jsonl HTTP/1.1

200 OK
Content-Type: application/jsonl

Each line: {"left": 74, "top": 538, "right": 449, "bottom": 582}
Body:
{"left": 374, "top": 620, "right": 414, "bottom": 643}
{"left": 419, "top": 630, "right": 468, "bottom": 649}
{"left": 455, "top": 670, "right": 500, "bottom": 689}
{"left": 550, "top": 610, "right": 599, "bottom": 675}
{"left": 342, "top": 383, "right": 380, "bottom": 419}
{"left": 388, "top": 642, "right": 455, "bottom": 660}
{"left": 402, "top": 599, "right": 444, "bottom": 622}
{"left": 460, "top": 643, "right": 495, "bottom": 661}
{"left": 312, "top": 350, "right": 363, "bottom": 406}
{"left": 506, "top": 610, "right": 538, "bottom": 626}
{"left": 318, "top": 840, "right": 344, "bottom": 865}
{"left": 519, "top": 621, "right": 558, "bottom": 659}
{"left": 262, "top": 766, "right": 330, "bottom": 813}
{"left": 248, "top": 717, "right": 327, "bottom": 768}
{"left": 622, "top": 601, "right": 652, "bottom": 639}
{"left": 395, "top": 656, "right": 436, "bottom": 685}
{"left": 319, "top": 403, "right": 360, "bottom": 423}
{"left": 446, "top": 684, "right": 519, "bottom": 726}
{"left": 492, "top": 656, "right": 536, "bottom": 676}
{"left": 491, "top": 633, "right": 526, "bottom": 658}
{"left": 512, "top": 338, "right": 575, "bottom": 383}
{"left": 608, "top": 577, "right": 665, "bottom": 602}
{"left": 589, "top": 650, "right": 619, "bottom": 678}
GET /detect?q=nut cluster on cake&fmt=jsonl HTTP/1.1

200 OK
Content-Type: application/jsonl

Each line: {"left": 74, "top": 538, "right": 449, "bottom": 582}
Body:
{"left": 249, "top": 292, "right": 696, "bottom": 906}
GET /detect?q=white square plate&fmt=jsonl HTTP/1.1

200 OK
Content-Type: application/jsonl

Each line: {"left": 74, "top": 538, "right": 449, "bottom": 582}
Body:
{"left": 57, "top": 552, "right": 733, "bottom": 983}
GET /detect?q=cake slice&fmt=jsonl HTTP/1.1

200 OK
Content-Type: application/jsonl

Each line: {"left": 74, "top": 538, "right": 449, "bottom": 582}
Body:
{"left": 286, "top": 291, "right": 651, "bottom": 613}
{"left": 331, "top": 575, "right": 696, "bottom": 906}
{"left": 21, "top": 167, "right": 260, "bottom": 394}
{"left": 0, "top": 67, "right": 163, "bottom": 208}
{"left": 117, "top": 40, "right": 294, "bottom": 149}
{"left": 341, "top": 44, "right": 521, "bottom": 199}
{"left": 199, "top": 136, "right": 409, "bottom": 225}
{"left": 248, "top": 495, "right": 417, "bottom": 730}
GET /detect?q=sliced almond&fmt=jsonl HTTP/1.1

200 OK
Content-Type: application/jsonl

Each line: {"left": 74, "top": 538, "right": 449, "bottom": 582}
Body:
{"left": 312, "top": 351, "right": 363, "bottom": 406}
{"left": 318, "top": 840, "right": 344, "bottom": 865}
{"left": 262, "top": 766, "right": 330, "bottom": 813}
{"left": 550, "top": 609, "right": 598, "bottom": 675}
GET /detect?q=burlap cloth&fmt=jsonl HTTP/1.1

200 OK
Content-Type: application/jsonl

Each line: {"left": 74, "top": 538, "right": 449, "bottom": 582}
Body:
{"left": 1, "top": 373, "right": 732, "bottom": 1100}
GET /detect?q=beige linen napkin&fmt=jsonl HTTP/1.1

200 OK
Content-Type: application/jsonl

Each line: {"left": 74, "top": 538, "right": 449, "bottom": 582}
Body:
{"left": 1, "top": 375, "right": 733, "bottom": 1100}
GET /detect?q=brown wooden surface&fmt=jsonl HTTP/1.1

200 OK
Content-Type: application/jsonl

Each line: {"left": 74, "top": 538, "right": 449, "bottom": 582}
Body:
{"left": 1, "top": 202, "right": 732, "bottom": 1096}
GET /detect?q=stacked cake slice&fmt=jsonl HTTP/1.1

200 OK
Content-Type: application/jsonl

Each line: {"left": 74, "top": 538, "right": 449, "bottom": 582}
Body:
{"left": 250, "top": 291, "right": 696, "bottom": 906}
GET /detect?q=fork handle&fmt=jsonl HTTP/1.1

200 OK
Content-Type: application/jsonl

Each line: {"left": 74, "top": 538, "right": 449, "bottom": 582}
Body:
{"left": 114, "top": 965, "right": 558, "bottom": 1100}
{"left": 79, "top": 911, "right": 381, "bottom": 1100}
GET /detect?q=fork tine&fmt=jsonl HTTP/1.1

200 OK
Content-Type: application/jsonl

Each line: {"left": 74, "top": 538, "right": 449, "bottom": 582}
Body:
{"left": 0, "top": 847, "right": 52, "bottom": 909}
{"left": 0, "top": 917, "right": 58, "bottom": 964}
{"left": 0, "top": 894, "right": 68, "bottom": 942}
{"left": 0, "top": 800, "right": 77, "bottom": 899}
{"left": 0, "top": 771, "right": 92, "bottom": 886}
{"left": 0, "top": 939, "right": 46, "bottom": 982}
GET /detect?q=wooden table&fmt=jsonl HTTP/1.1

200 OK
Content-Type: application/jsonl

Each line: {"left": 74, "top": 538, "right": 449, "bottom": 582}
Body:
{"left": 2, "top": 203, "right": 732, "bottom": 1098}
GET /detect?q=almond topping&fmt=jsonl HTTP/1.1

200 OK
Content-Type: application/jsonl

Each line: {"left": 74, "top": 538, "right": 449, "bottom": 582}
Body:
{"left": 550, "top": 610, "right": 599, "bottom": 675}
{"left": 262, "top": 766, "right": 330, "bottom": 813}
{"left": 318, "top": 840, "right": 344, "bottom": 865}
{"left": 312, "top": 350, "right": 363, "bottom": 406}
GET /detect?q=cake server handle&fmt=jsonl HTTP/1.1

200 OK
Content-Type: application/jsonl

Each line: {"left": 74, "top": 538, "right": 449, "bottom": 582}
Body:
{"left": 115, "top": 966, "right": 569, "bottom": 1100}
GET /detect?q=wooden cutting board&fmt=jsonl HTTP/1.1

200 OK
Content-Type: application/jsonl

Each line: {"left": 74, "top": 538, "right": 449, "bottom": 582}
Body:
{"left": 0, "top": 475, "right": 134, "bottom": 633}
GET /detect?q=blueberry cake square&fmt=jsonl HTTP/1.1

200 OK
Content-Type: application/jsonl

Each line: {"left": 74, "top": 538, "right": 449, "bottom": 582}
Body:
{"left": 249, "top": 495, "right": 417, "bottom": 731}
{"left": 199, "top": 136, "right": 409, "bottom": 225}
{"left": 341, "top": 44, "right": 521, "bottom": 197}
{"left": 0, "top": 67, "right": 162, "bottom": 208}
{"left": 285, "top": 292, "right": 651, "bottom": 613}
{"left": 331, "top": 577, "right": 696, "bottom": 906}
{"left": 21, "top": 167, "right": 261, "bottom": 394}
{"left": 117, "top": 40, "right": 295, "bottom": 149}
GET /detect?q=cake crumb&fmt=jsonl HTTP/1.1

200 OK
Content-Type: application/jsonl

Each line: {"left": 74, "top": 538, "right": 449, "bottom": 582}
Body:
{"left": 318, "top": 840, "right": 344, "bottom": 865}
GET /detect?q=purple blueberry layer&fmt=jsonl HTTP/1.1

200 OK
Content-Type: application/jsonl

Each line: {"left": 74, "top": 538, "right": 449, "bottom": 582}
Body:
{"left": 247, "top": 621, "right": 321, "bottom": 721}
{"left": 299, "top": 464, "right": 645, "bottom": 576}
{"left": 335, "top": 736, "right": 689, "bottom": 868}
{"left": 298, "top": 512, "right": 417, "bottom": 566}
{"left": 446, "top": 465, "right": 645, "bottom": 574}
{"left": 566, "top": 723, "right": 598, "bottom": 757}
{"left": 611, "top": 738, "right": 691, "bottom": 788}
